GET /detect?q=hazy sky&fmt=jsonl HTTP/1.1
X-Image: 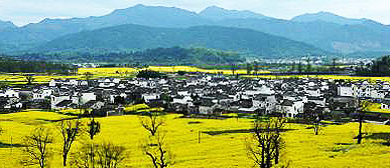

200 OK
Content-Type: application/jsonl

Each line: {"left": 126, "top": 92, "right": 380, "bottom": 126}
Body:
{"left": 1, "top": 0, "right": 389, "bottom": 26}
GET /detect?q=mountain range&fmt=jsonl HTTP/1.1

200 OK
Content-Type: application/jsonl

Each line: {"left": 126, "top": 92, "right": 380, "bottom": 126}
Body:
{"left": 40, "top": 24, "right": 326, "bottom": 57}
{"left": 1, "top": 4, "right": 390, "bottom": 58}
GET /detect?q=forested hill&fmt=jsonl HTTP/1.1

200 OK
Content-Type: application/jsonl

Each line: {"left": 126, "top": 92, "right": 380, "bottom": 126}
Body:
{"left": 39, "top": 24, "right": 328, "bottom": 57}
{"left": 16, "top": 47, "right": 245, "bottom": 65}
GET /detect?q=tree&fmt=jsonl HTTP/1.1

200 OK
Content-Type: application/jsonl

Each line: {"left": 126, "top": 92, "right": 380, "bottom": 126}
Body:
{"left": 25, "top": 74, "right": 35, "bottom": 85}
{"left": 357, "top": 100, "right": 370, "bottom": 144}
{"left": 140, "top": 112, "right": 164, "bottom": 136}
{"left": 140, "top": 112, "right": 172, "bottom": 168}
{"left": 60, "top": 120, "right": 83, "bottom": 166}
{"left": 254, "top": 61, "right": 259, "bottom": 75}
{"left": 246, "top": 63, "right": 253, "bottom": 75}
{"left": 88, "top": 118, "right": 100, "bottom": 140}
{"left": 142, "top": 134, "right": 172, "bottom": 168}
{"left": 306, "top": 57, "right": 312, "bottom": 72}
{"left": 247, "top": 117, "right": 286, "bottom": 168}
{"left": 21, "top": 127, "right": 53, "bottom": 168}
{"left": 83, "top": 72, "right": 94, "bottom": 87}
{"left": 72, "top": 142, "right": 126, "bottom": 168}
{"left": 231, "top": 63, "right": 237, "bottom": 76}
{"left": 332, "top": 58, "right": 338, "bottom": 72}
{"left": 290, "top": 62, "right": 295, "bottom": 72}
{"left": 96, "top": 142, "right": 126, "bottom": 168}
{"left": 312, "top": 115, "right": 321, "bottom": 135}
{"left": 297, "top": 62, "right": 303, "bottom": 73}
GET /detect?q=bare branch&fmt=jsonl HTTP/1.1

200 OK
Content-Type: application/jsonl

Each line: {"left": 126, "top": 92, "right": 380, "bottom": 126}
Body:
{"left": 21, "top": 127, "right": 53, "bottom": 168}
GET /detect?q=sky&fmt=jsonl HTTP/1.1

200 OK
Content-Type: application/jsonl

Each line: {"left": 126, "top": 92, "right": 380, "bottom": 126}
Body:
{"left": 0, "top": 0, "right": 389, "bottom": 26}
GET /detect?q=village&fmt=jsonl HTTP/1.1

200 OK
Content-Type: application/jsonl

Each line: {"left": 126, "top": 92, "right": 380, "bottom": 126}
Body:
{"left": 1, "top": 74, "right": 390, "bottom": 123}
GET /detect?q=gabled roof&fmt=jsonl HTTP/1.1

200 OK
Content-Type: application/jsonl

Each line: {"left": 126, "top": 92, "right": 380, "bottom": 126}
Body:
{"left": 56, "top": 100, "right": 73, "bottom": 107}
{"left": 280, "top": 99, "right": 294, "bottom": 106}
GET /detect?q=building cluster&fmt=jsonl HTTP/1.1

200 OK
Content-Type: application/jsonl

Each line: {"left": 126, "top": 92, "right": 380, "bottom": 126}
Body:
{"left": 1, "top": 75, "right": 390, "bottom": 119}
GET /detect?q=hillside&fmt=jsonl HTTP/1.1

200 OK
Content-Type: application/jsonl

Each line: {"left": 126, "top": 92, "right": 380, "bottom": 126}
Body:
{"left": 198, "top": 6, "right": 270, "bottom": 20}
{"left": 39, "top": 24, "right": 328, "bottom": 57}
{"left": 215, "top": 18, "right": 390, "bottom": 54}
{"left": 1, "top": 4, "right": 390, "bottom": 55}
{"left": 20, "top": 47, "right": 245, "bottom": 64}
{"left": 0, "top": 20, "right": 16, "bottom": 30}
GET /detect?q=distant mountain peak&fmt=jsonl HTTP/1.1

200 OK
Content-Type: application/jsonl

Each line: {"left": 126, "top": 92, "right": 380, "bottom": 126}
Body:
{"left": 291, "top": 11, "right": 367, "bottom": 25}
{"left": 0, "top": 19, "right": 17, "bottom": 30}
{"left": 203, "top": 5, "right": 225, "bottom": 11}
{"left": 199, "top": 6, "right": 268, "bottom": 20}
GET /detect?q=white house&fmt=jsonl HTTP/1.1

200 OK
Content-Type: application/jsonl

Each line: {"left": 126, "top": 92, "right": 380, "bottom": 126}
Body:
{"left": 32, "top": 89, "right": 52, "bottom": 100}
{"left": 142, "top": 93, "right": 160, "bottom": 103}
{"left": 279, "top": 99, "right": 304, "bottom": 117}
{"left": 0, "top": 89, "right": 20, "bottom": 98}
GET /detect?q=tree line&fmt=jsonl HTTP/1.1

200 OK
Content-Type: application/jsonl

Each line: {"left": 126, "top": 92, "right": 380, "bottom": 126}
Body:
{"left": 9, "top": 47, "right": 244, "bottom": 65}
{"left": 0, "top": 56, "right": 75, "bottom": 73}
{"left": 356, "top": 55, "right": 390, "bottom": 76}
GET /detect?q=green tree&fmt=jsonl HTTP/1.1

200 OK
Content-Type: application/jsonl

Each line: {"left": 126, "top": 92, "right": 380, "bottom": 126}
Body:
{"left": 247, "top": 63, "right": 253, "bottom": 75}
{"left": 24, "top": 74, "right": 35, "bottom": 85}
{"left": 306, "top": 57, "right": 312, "bottom": 72}
{"left": 298, "top": 62, "right": 303, "bottom": 73}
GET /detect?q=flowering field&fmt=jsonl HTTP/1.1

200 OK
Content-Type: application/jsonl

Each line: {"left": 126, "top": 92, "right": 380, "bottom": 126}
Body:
{"left": 242, "top": 74, "right": 390, "bottom": 82}
{"left": 0, "top": 111, "right": 390, "bottom": 167}
{"left": 78, "top": 66, "right": 270, "bottom": 75}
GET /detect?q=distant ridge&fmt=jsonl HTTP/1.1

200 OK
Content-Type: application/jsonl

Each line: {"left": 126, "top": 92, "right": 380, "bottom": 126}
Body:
{"left": 39, "top": 24, "right": 328, "bottom": 56}
{"left": 0, "top": 20, "right": 16, "bottom": 30}
{"left": 199, "top": 6, "right": 269, "bottom": 20}
{"left": 0, "top": 4, "right": 390, "bottom": 56}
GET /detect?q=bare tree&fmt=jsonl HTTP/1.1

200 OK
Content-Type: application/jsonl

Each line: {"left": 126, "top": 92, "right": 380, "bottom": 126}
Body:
{"left": 96, "top": 142, "right": 126, "bottom": 168}
{"left": 21, "top": 127, "right": 53, "bottom": 168}
{"left": 72, "top": 142, "right": 126, "bottom": 168}
{"left": 140, "top": 112, "right": 164, "bottom": 136}
{"left": 247, "top": 117, "right": 286, "bottom": 168}
{"left": 60, "top": 120, "right": 83, "bottom": 166}
{"left": 142, "top": 134, "right": 172, "bottom": 168}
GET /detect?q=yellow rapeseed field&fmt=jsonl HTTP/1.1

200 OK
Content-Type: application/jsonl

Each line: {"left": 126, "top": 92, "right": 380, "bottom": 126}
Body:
{"left": 1, "top": 111, "right": 390, "bottom": 167}
{"left": 242, "top": 74, "right": 390, "bottom": 82}
{"left": 78, "top": 66, "right": 270, "bottom": 75}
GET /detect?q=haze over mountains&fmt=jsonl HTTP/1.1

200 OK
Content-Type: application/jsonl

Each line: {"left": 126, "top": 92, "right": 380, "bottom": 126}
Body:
{"left": 41, "top": 24, "right": 326, "bottom": 57}
{"left": 1, "top": 4, "right": 390, "bottom": 59}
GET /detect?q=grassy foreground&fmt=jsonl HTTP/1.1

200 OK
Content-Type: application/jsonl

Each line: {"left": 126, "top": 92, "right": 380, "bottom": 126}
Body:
{"left": 0, "top": 111, "right": 390, "bottom": 167}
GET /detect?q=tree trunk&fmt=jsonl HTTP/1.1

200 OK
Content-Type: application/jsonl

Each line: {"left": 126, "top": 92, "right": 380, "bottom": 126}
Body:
{"left": 274, "top": 141, "right": 279, "bottom": 165}
{"left": 357, "top": 114, "right": 363, "bottom": 144}
{"left": 314, "top": 124, "right": 319, "bottom": 135}
{"left": 63, "top": 153, "right": 68, "bottom": 166}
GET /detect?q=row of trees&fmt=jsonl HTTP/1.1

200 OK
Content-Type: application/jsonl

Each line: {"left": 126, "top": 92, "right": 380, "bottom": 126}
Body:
{"left": 19, "top": 115, "right": 124, "bottom": 168}
{"left": 13, "top": 47, "right": 244, "bottom": 65}
{"left": 16, "top": 111, "right": 172, "bottom": 168}
{"left": 356, "top": 55, "right": 390, "bottom": 76}
{"left": 0, "top": 56, "right": 75, "bottom": 73}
